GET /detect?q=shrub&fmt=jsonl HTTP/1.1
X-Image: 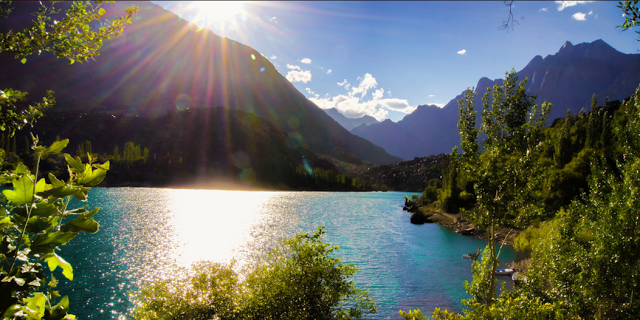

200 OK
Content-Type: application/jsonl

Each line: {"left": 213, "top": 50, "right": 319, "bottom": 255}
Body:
{"left": 132, "top": 226, "right": 377, "bottom": 320}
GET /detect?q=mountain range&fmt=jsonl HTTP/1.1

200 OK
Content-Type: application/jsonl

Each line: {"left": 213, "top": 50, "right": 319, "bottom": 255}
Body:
{"left": 324, "top": 108, "right": 379, "bottom": 131}
{"left": 0, "top": 1, "right": 401, "bottom": 178}
{"left": 352, "top": 39, "right": 640, "bottom": 159}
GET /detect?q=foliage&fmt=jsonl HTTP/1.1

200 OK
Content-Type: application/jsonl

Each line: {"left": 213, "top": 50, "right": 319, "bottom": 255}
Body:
{"left": 132, "top": 226, "right": 377, "bottom": 320}
{"left": 0, "top": 0, "right": 138, "bottom": 136}
{"left": 242, "top": 226, "right": 377, "bottom": 319}
{"left": 619, "top": 0, "right": 640, "bottom": 41}
{"left": 294, "top": 164, "right": 367, "bottom": 191}
{"left": 132, "top": 262, "right": 240, "bottom": 320}
{"left": 399, "top": 309, "right": 427, "bottom": 320}
{"left": 456, "top": 70, "right": 550, "bottom": 305}
{"left": 0, "top": 1, "right": 135, "bottom": 318}
{"left": 0, "top": 0, "right": 137, "bottom": 64}
{"left": 513, "top": 87, "right": 640, "bottom": 319}
{"left": 413, "top": 85, "right": 640, "bottom": 320}
{"left": 0, "top": 137, "right": 109, "bottom": 319}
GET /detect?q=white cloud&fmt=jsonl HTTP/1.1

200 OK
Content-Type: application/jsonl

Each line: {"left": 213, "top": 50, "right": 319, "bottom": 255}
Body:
{"left": 588, "top": 10, "right": 593, "bottom": 15}
{"left": 286, "top": 64, "right": 312, "bottom": 83}
{"left": 572, "top": 12, "right": 587, "bottom": 20}
{"left": 457, "top": 49, "right": 467, "bottom": 55}
{"left": 327, "top": 69, "right": 332, "bottom": 74}
{"left": 379, "top": 99, "right": 416, "bottom": 114}
{"left": 269, "top": 16, "right": 278, "bottom": 23}
{"left": 428, "top": 94, "right": 435, "bottom": 98}
{"left": 539, "top": 7, "right": 549, "bottom": 12}
{"left": 351, "top": 73, "right": 378, "bottom": 97}
{"left": 308, "top": 73, "right": 417, "bottom": 121}
{"left": 269, "top": 55, "right": 277, "bottom": 60}
{"left": 300, "top": 58, "right": 312, "bottom": 64}
{"left": 556, "top": 1, "right": 592, "bottom": 11}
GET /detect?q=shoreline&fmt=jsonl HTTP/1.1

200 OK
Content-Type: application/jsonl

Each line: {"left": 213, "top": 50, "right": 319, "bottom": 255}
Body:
{"left": 404, "top": 204, "right": 519, "bottom": 247}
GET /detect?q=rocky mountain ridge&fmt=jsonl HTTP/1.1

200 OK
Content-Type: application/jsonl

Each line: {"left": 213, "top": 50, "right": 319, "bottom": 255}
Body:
{"left": 352, "top": 39, "right": 640, "bottom": 159}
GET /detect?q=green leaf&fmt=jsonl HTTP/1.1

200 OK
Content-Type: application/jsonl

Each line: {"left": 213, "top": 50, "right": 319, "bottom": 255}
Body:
{"left": 3, "top": 304, "right": 20, "bottom": 318}
{"left": 61, "top": 211, "right": 99, "bottom": 233}
{"left": 23, "top": 292, "right": 47, "bottom": 318}
{"left": 2, "top": 176, "right": 45, "bottom": 205}
{"left": 15, "top": 162, "right": 30, "bottom": 175}
{"left": 12, "top": 202, "right": 58, "bottom": 218}
{"left": 20, "top": 58, "right": 26, "bottom": 64}
{"left": 39, "top": 185, "right": 80, "bottom": 198}
{"left": 26, "top": 216, "right": 54, "bottom": 233}
{"left": 49, "top": 296, "right": 71, "bottom": 320}
{"left": 77, "top": 165, "right": 108, "bottom": 187}
{"left": 98, "top": 8, "right": 105, "bottom": 15}
{"left": 45, "top": 253, "right": 74, "bottom": 280}
{"left": 44, "top": 139, "right": 69, "bottom": 156}
{"left": 48, "top": 173, "right": 66, "bottom": 188}
{"left": 64, "top": 154, "right": 85, "bottom": 173}
{"left": 73, "top": 187, "right": 90, "bottom": 201}
{"left": 0, "top": 216, "right": 11, "bottom": 229}
{"left": 31, "top": 231, "right": 77, "bottom": 247}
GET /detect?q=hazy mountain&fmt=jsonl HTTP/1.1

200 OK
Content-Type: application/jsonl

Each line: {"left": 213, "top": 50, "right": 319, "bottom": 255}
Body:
{"left": 324, "top": 108, "right": 380, "bottom": 131}
{"left": 0, "top": 1, "right": 401, "bottom": 168}
{"left": 351, "top": 104, "right": 459, "bottom": 159}
{"left": 352, "top": 39, "right": 640, "bottom": 159}
{"left": 15, "top": 108, "right": 335, "bottom": 189}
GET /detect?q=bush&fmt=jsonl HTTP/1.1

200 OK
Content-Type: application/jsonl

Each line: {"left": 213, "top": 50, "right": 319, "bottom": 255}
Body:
{"left": 132, "top": 262, "right": 240, "bottom": 320}
{"left": 132, "top": 226, "right": 377, "bottom": 320}
{"left": 440, "top": 194, "right": 459, "bottom": 214}
{"left": 423, "top": 186, "right": 438, "bottom": 204}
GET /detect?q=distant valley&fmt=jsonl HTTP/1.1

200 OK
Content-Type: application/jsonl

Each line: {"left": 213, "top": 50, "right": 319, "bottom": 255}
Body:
{"left": 324, "top": 108, "right": 379, "bottom": 131}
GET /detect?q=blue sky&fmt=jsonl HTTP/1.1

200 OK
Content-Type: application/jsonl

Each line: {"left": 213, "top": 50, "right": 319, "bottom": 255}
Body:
{"left": 152, "top": 1, "right": 639, "bottom": 122}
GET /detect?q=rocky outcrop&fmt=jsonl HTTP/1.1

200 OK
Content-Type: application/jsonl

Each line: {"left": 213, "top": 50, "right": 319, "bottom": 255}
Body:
{"left": 405, "top": 204, "right": 517, "bottom": 245}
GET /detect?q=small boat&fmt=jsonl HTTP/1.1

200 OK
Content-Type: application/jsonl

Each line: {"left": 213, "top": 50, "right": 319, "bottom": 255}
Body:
{"left": 462, "top": 253, "right": 478, "bottom": 259}
{"left": 495, "top": 268, "right": 514, "bottom": 275}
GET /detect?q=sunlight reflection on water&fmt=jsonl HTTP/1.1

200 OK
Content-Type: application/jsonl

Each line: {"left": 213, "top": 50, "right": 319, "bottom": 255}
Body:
{"left": 166, "top": 190, "right": 274, "bottom": 267}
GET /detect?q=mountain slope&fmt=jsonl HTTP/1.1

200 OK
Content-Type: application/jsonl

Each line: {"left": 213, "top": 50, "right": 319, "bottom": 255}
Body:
{"left": 324, "top": 108, "right": 380, "bottom": 131}
{"left": 0, "top": 1, "right": 401, "bottom": 166}
{"left": 352, "top": 39, "right": 640, "bottom": 159}
{"left": 15, "top": 108, "right": 334, "bottom": 189}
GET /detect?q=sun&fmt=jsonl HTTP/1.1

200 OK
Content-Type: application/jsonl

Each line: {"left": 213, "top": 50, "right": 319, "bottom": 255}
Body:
{"left": 187, "top": 1, "right": 245, "bottom": 22}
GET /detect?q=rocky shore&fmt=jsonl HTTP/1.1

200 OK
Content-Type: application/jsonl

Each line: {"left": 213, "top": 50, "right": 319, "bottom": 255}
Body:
{"left": 403, "top": 202, "right": 518, "bottom": 246}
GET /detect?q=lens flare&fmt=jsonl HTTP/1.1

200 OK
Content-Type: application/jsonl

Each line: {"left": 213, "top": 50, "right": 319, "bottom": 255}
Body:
{"left": 302, "top": 158, "right": 313, "bottom": 175}
{"left": 175, "top": 94, "right": 191, "bottom": 110}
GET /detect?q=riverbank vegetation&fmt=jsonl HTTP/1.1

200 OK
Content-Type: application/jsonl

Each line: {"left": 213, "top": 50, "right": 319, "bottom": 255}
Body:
{"left": 411, "top": 91, "right": 640, "bottom": 319}
{"left": 401, "top": 16, "right": 640, "bottom": 317}
{"left": 132, "top": 226, "right": 377, "bottom": 320}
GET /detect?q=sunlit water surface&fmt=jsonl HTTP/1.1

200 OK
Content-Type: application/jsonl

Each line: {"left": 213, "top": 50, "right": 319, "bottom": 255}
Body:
{"left": 58, "top": 188, "right": 515, "bottom": 319}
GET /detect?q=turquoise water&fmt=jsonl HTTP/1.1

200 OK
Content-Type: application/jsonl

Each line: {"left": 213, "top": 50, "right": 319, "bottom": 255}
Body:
{"left": 58, "top": 188, "right": 515, "bottom": 319}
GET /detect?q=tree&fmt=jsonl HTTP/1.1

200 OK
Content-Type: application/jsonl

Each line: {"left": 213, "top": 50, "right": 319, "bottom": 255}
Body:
{"left": 619, "top": 0, "right": 640, "bottom": 41}
{"left": 0, "top": 1, "right": 137, "bottom": 318}
{"left": 0, "top": 138, "right": 110, "bottom": 319}
{"left": 133, "top": 226, "right": 377, "bottom": 320}
{"left": 0, "top": 0, "right": 138, "bottom": 136}
{"left": 456, "top": 70, "right": 551, "bottom": 306}
{"left": 242, "top": 226, "right": 377, "bottom": 320}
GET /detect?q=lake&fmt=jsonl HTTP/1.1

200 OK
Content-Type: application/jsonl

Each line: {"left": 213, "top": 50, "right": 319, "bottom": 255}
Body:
{"left": 58, "top": 188, "right": 515, "bottom": 319}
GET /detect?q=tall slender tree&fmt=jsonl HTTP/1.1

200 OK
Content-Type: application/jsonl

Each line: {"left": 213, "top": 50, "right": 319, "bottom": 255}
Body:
{"left": 457, "top": 70, "right": 551, "bottom": 306}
